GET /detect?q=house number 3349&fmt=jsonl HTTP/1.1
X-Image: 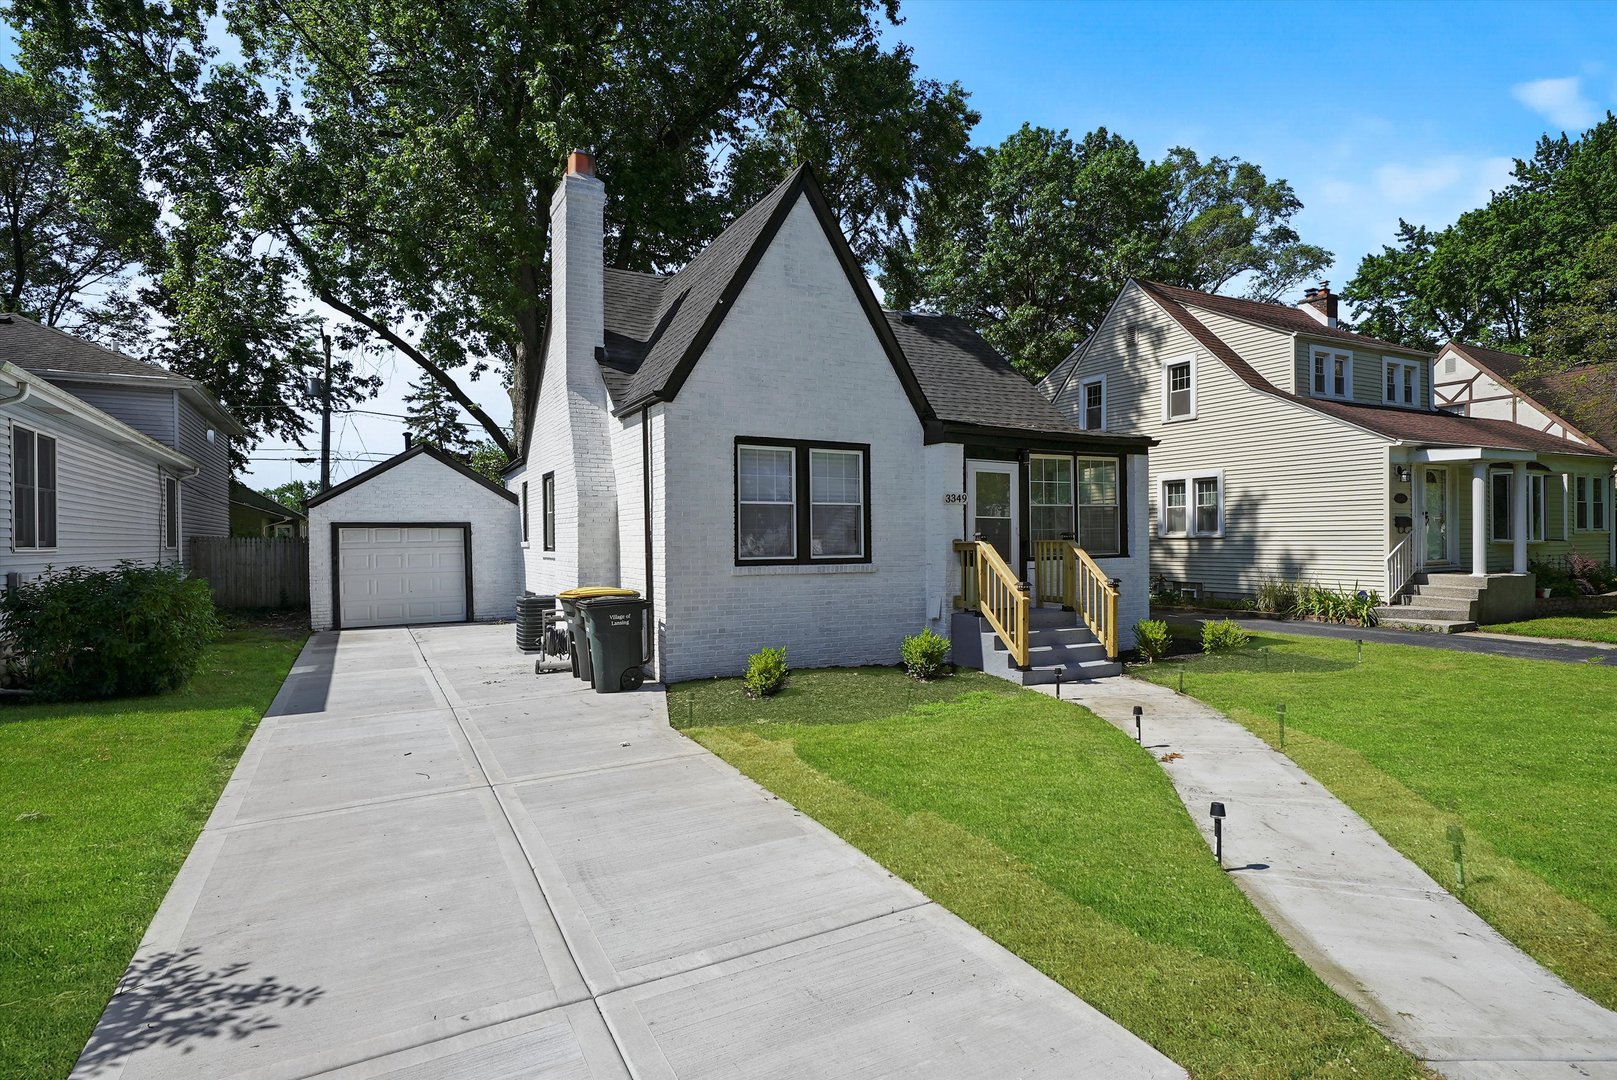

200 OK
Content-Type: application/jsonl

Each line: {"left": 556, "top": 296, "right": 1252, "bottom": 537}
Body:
{"left": 943, "top": 492, "right": 968, "bottom": 504}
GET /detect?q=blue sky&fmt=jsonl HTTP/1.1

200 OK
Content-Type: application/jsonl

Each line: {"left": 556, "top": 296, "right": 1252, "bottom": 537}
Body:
{"left": 895, "top": 0, "right": 1617, "bottom": 289}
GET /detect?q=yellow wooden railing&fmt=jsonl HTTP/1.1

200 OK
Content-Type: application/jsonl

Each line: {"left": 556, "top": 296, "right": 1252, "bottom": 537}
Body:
{"left": 953, "top": 539, "right": 1030, "bottom": 668}
{"left": 1032, "top": 538, "right": 1121, "bottom": 660}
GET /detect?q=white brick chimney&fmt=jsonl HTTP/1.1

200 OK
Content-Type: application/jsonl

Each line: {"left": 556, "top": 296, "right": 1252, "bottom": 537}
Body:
{"left": 548, "top": 150, "right": 621, "bottom": 585}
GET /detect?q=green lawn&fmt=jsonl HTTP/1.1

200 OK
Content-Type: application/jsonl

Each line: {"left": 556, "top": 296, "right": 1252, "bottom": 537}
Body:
{"left": 1482, "top": 611, "right": 1617, "bottom": 645}
{"left": 676, "top": 668, "right": 1422, "bottom": 1079}
{"left": 1134, "top": 632, "right": 1617, "bottom": 1011}
{"left": 0, "top": 626, "right": 306, "bottom": 1080}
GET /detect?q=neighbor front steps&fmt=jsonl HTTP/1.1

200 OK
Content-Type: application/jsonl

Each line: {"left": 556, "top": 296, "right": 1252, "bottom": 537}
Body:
{"left": 976, "top": 607, "right": 1122, "bottom": 685}
{"left": 1374, "top": 572, "right": 1483, "bottom": 633}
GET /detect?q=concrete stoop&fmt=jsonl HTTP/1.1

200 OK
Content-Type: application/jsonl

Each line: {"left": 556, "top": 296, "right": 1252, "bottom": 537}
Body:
{"left": 953, "top": 607, "right": 1121, "bottom": 684}
{"left": 1375, "top": 572, "right": 1501, "bottom": 633}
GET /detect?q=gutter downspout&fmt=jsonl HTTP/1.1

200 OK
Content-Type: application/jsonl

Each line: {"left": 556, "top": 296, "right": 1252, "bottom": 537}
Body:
{"left": 641, "top": 405, "right": 656, "bottom": 675}
{"left": 0, "top": 378, "right": 32, "bottom": 408}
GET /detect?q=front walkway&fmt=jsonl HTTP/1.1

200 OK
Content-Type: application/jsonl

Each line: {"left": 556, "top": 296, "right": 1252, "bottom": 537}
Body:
{"left": 1036, "top": 676, "right": 1617, "bottom": 1080}
{"left": 1164, "top": 612, "right": 1617, "bottom": 666}
{"left": 72, "top": 623, "right": 1179, "bottom": 1080}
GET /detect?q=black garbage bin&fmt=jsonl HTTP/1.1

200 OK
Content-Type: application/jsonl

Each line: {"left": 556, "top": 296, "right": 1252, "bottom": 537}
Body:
{"left": 578, "top": 595, "right": 652, "bottom": 693}
{"left": 556, "top": 587, "right": 639, "bottom": 685}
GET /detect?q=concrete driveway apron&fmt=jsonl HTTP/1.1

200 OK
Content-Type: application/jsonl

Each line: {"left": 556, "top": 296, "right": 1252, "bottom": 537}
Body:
{"left": 72, "top": 623, "right": 1181, "bottom": 1080}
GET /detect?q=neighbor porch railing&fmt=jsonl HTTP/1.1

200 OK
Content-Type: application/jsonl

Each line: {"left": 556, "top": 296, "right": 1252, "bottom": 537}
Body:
{"left": 1032, "top": 538, "right": 1121, "bottom": 660}
{"left": 953, "top": 539, "right": 1030, "bottom": 668}
{"left": 1387, "top": 532, "right": 1417, "bottom": 599}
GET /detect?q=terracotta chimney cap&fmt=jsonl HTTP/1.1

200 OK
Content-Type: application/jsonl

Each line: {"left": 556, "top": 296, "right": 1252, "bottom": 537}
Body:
{"left": 567, "top": 150, "right": 595, "bottom": 178}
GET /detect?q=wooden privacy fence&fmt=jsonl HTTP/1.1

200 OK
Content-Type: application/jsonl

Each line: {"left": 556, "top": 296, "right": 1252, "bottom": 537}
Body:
{"left": 189, "top": 537, "right": 309, "bottom": 610}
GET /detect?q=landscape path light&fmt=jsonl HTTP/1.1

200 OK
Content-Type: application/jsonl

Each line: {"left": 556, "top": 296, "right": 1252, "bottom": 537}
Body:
{"left": 1210, "top": 801, "right": 1227, "bottom": 867}
{"left": 1132, "top": 705, "right": 1142, "bottom": 744}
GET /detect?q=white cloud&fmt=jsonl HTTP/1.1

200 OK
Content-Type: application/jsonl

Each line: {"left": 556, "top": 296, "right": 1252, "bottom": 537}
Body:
{"left": 1511, "top": 76, "right": 1599, "bottom": 131}
{"left": 1373, "top": 160, "right": 1465, "bottom": 202}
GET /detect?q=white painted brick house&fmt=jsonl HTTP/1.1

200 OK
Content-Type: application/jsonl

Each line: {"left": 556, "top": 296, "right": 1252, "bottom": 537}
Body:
{"left": 504, "top": 155, "right": 1154, "bottom": 684}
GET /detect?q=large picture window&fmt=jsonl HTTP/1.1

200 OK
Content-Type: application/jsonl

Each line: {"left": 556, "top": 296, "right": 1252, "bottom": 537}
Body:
{"left": 1159, "top": 470, "right": 1222, "bottom": 538}
{"left": 736, "top": 439, "right": 869, "bottom": 565}
{"left": 12, "top": 425, "right": 57, "bottom": 550}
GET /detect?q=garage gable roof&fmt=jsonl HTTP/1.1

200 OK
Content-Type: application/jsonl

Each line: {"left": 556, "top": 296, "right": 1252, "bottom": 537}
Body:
{"left": 305, "top": 442, "right": 517, "bottom": 509}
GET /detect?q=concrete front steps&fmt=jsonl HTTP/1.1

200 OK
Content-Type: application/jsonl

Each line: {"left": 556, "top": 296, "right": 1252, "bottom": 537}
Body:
{"left": 1375, "top": 572, "right": 1484, "bottom": 633}
{"left": 956, "top": 607, "right": 1122, "bottom": 685}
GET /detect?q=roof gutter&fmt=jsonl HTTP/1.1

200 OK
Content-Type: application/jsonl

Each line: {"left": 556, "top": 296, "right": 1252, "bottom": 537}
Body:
{"left": 31, "top": 368, "right": 249, "bottom": 438}
{"left": 0, "top": 361, "right": 197, "bottom": 471}
{"left": 0, "top": 372, "right": 32, "bottom": 408}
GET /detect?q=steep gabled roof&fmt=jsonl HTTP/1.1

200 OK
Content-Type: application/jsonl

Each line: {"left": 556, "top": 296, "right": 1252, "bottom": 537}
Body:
{"left": 1443, "top": 341, "right": 1616, "bottom": 453}
{"left": 1133, "top": 281, "right": 1609, "bottom": 458}
{"left": 1142, "top": 280, "right": 1431, "bottom": 357}
{"left": 306, "top": 442, "right": 518, "bottom": 509}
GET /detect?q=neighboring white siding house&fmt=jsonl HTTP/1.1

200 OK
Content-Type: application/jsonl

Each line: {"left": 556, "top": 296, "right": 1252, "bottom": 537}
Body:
{"left": 1046, "top": 280, "right": 1615, "bottom": 610}
{"left": 506, "top": 156, "right": 1153, "bottom": 683}
{"left": 306, "top": 443, "right": 521, "bottom": 631}
{"left": 1, "top": 361, "right": 197, "bottom": 582}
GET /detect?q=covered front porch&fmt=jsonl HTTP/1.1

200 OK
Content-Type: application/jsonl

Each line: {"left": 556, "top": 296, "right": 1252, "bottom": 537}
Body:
{"left": 1385, "top": 445, "right": 1616, "bottom": 626}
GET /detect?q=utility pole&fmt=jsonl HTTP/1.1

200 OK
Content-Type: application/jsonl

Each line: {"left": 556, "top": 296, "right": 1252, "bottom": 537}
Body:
{"left": 319, "top": 331, "right": 333, "bottom": 492}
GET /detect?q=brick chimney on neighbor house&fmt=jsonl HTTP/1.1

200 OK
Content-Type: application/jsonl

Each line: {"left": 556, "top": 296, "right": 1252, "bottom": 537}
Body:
{"left": 547, "top": 148, "right": 622, "bottom": 586}
{"left": 1298, "top": 281, "right": 1339, "bottom": 328}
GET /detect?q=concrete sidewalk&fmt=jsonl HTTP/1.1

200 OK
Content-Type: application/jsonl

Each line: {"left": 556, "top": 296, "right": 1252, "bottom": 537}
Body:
{"left": 72, "top": 624, "right": 1180, "bottom": 1080}
{"left": 1036, "top": 676, "right": 1617, "bottom": 1080}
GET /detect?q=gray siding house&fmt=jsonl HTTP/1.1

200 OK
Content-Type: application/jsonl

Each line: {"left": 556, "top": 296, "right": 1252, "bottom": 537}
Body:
{"left": 1045, "top": 281, "right": 1616, "bottom": 627}
{"left": 504, "top": 154, "right": 1153, "bottom": 684}
{"left": 1, "top": 317, "right": 246, "bottom": 580}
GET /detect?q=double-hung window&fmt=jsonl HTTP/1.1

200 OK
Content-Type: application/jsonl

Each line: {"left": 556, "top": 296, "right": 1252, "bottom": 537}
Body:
{"left": 1311, "top": 347, "right": 1353, "bottom": 400}
{"left": 1077, "top": 457, "right": 1120, "bottom": 555}
{"left": 1029, "top": 455, "right": 1073, "bottom": 544}
{"left": 163, "top": 475, "right": 179, "bottom": 550}
{"left": 1158, "top": 471, "right": 1222, "bottom": 538}
{"left": 1079, "top": 375, "right": 1105, "bottom": 431}
{"left": 1383, "top": 357, "right": 1421, "bottom": 406}
{"left": 1162, "top": 359, "right": 1195, "bottom": 421}
{"left": 1576, "top": 475, "right": 1608, "bottom": 531}
{"left": 11, "top": 425, "right": 57, "bottom": 550}
{"left": 1491, "top": 470, "right": 1547, "bottom": 542}
{"left": 736, "top": 439, "right": 869, "bottom": 564}
{"left": 541, "top": 473, "right": 556, "bottom": 551}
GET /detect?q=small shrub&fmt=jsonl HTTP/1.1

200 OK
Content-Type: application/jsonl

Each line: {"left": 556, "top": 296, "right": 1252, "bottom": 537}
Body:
{"left": 1133, "top": 619, "right": 1170, "bottom": 662}
{"left": 899, "top": 627, "right": 951, "bottom": 681}
{"left": 1201, "top": 618, "right": 1250, "bottom": 653}
{"left": 0, "top": 561, "right": 220, "bottom": 701}
{"left": 1252, "top": 577, "right": 1297, "bottom": 616}
{"left": 742, "top": 645, "right": 788, "bottom": 699}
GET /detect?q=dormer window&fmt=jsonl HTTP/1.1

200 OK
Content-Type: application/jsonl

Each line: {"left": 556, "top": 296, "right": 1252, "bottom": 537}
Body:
{"left": 1383, "top": 358, "right": 1421, "bottom": 407}
{"left": 1310, "top": 346, "right": 1352, "bottom": 400}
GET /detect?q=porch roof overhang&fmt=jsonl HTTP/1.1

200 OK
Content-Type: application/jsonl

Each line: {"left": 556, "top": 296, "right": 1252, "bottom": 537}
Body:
{"left": 923, "top": 419, "right": 1157, "bottom": 453}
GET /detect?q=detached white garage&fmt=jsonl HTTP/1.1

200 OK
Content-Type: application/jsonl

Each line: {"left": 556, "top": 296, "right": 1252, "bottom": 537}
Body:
{"left": 306, "top": 443, "right": 522, "bottom": 631}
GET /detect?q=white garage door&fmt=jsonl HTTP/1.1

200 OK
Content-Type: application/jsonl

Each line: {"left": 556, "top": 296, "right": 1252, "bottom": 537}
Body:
{"left": 338, "top": 526, "right": 467, "bottom": 628}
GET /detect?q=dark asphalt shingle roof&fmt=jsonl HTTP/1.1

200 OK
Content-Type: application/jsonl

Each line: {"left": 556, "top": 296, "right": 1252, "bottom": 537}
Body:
{"left": 1135, "top": 281, "right": 1610, "bottom": 458}
{"left": 1446, "top": 341, "right": 1616, "bottom": 453}
{"left": 0, "top": 314, "right": 188, "bottom": 384}
{"left": 229, "top": 480, "right": 303, "bottom": 519}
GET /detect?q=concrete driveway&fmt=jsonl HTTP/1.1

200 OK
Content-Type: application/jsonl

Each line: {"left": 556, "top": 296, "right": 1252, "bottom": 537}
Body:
{"left": 73, "top": 623, "right": 1180, "bottom": 1080}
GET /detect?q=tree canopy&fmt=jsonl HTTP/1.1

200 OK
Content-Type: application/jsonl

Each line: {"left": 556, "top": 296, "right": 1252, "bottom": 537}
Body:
{"left": 880, "top": 124, "right": 1330, "bottom": 379}
{"left": 8, "top": 0, "right": 976, "bottom": 459}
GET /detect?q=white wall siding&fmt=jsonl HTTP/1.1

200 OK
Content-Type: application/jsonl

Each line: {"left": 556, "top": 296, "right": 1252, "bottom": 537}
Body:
{"left": 925, "top": 441, "right": 965, "bottom": 629}
{"left": 611, "top": 409, "right": 647, "bottom": 598}
{"left": 1187, "top": 308, "right": 1295, "bottom": 387}
{"left": 1052, "top": 282, "right": 1391, "bottom": 599}
{"left": 177, "top": 398, "right": 230, "bottom": 547}
{"left": 2, "top": 404, "right": 173, "bottom": 581}
{"left": 309, "top": 453, "right": 521, "bottom": 631}
{"left": 659, "top": 195, "right": 929, "bottom": 682}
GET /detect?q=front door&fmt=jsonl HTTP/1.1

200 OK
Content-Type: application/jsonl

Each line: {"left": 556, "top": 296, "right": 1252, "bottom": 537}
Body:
{"left": 967, "top": 460, "right": 1018, "bottom": 566}
{"left": 1423, "top": 466, "right": 1451, "bottom": 564}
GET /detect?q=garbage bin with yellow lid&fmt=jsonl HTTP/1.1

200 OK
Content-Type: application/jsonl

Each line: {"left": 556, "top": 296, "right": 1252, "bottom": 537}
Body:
{"left": 557, "top": 587, "right": 640, "bottom": 684}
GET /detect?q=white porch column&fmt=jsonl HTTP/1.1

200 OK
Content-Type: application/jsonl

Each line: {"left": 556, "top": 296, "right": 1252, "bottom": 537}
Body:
{"left": 1471, "top": 462, "right": 1488, "bottom": 576}
{"left": 1511, "top": 460, "right": 1529, "bottom": 574}
{"left": 1409, "top": 465, "right": 1425, "bottom": 569}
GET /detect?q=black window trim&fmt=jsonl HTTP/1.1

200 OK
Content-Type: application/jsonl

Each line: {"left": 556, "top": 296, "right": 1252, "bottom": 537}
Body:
{"left": 520, "top": 480, "right": 530, "bottom": 544}
{"left": 541, "top": 472, "right": 556, "bottom": 551}
{"left": 734, "top": 436, "right": 873, "bottom": 566}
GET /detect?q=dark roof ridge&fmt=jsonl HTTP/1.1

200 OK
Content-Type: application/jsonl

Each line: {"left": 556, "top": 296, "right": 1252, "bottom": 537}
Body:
{"left": 306, "top": 441, "right": 519, "bottom": 509}
{"left": 1139, "top": 278, "right": 1431, "bottom": 356}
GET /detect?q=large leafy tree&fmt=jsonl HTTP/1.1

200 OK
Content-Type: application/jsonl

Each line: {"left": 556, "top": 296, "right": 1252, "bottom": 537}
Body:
{"left": 883, "top": 125, "right": 1330, "bottom": 379}
{"left": 0, "top": 68, "right": 144, "bottom": 326}
{"left": 11, "top": 0, "right": 976, "bottom": 458}
{"left": 1345, "top": 112, "right": 1617, "bottom": 352}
